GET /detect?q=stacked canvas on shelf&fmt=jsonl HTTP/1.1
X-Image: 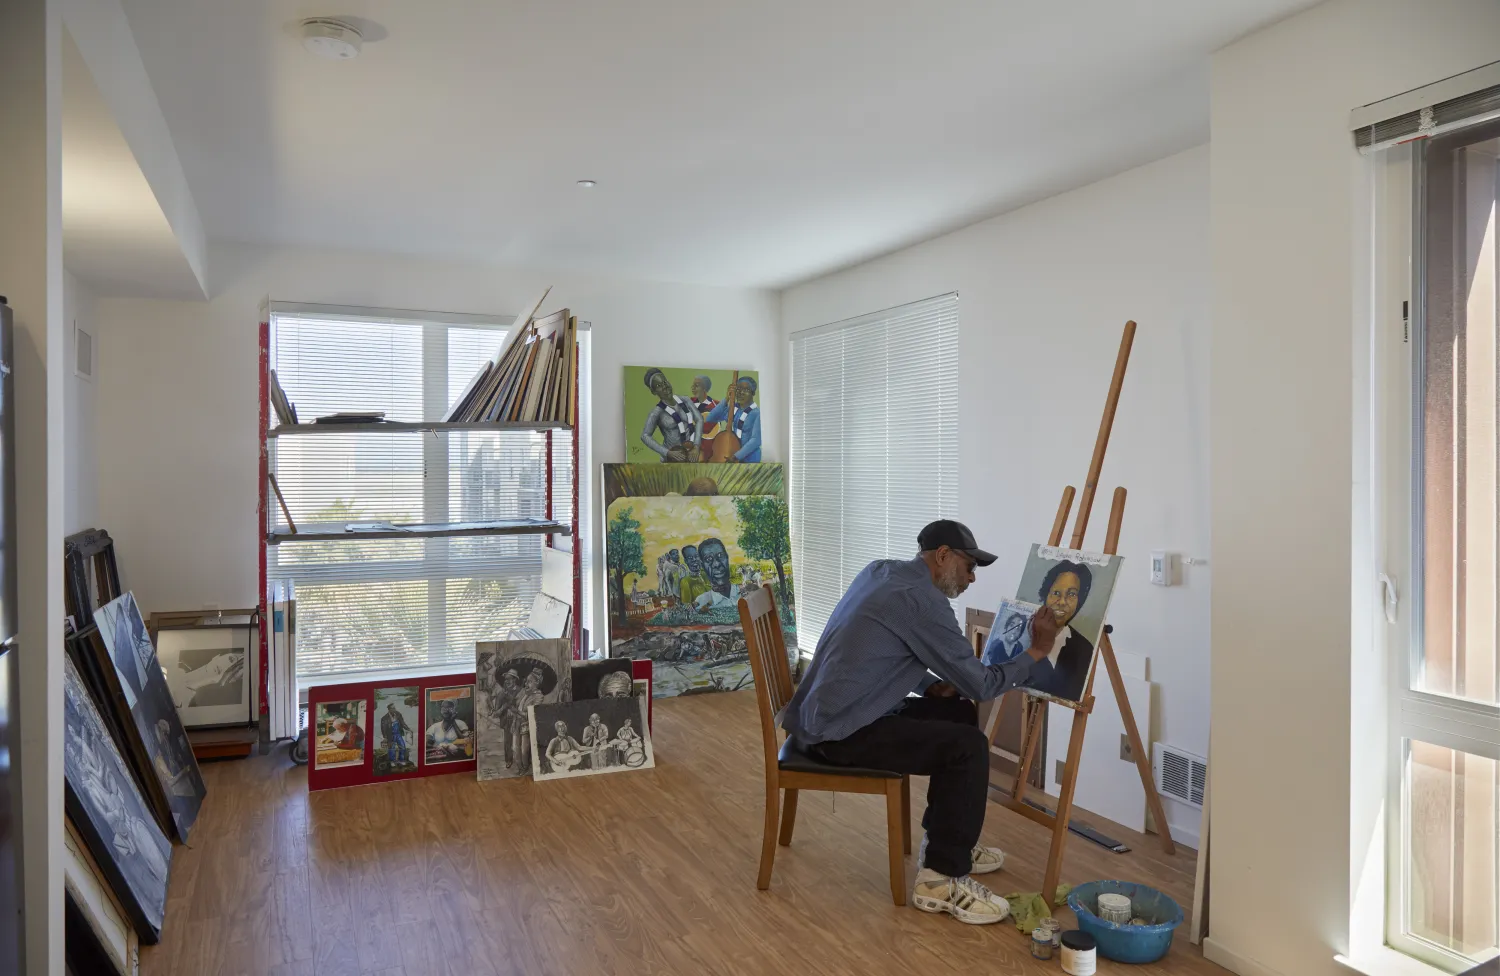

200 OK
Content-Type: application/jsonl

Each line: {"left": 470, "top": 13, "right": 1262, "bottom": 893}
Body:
{"left": 269, "top": 369, "right": 298, "bottom": 426}
{"left": 266, "top": 582, "right": 298, "bottom": 740}
{"left": 446, "top": 307, "right": 579, "bottom": 424}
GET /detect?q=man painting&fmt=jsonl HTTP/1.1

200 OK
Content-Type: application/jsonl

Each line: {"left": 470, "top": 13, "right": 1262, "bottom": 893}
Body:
{"left": 691, "top": 537, "right": 738, "bottom": 611}
{"left": 690, "top": 374, "right": 720, "bottom": 459}
{"left": 679, "top": 544, "right": 711, "bottom": 606}
{"left": 638, "top": 368, "right": 703, "bottom": 462}
{"left": 425, "top": 699, "right": 470, "bottom": 762}
{"left": 581, "top": 713, "right": 612, "bottom": 770}
{"left": 782, "top": 520, "right": 1060, "bottom": 926}
{"left": 380, "top": 702, "right": 412, "bottom": 768}
{"left": 543, "top": 720, "right": 585, "bottom": 774}
{"left": 703, "top": 377, "right": 761, "bottom": 462}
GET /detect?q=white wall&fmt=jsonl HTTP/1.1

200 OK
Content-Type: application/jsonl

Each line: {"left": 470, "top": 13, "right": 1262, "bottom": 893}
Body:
{"left": 0, "top": 1, "right": 67, "bottom": 971}
{"left": 93, "top": 242, "right": 780, "bottom": 648}
{"left": 782, "top": 146, "right": 1212, "bottom": 843}
{"left": 63, "top": 269, "right": 97, "bottom": 534}
{"left": 1208, "top": 3, "right": 1500, "bottom": 976}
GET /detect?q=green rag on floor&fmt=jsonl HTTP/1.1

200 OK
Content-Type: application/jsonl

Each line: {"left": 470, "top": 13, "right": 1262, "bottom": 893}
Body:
{"left": 1001, "top": 885, "right": 1073, "bottom": 933}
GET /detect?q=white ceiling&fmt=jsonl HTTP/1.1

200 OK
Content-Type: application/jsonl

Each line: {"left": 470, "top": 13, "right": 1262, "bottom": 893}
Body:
{"left": 62, "top": 31, "right": 205, "bottom": 301}
{"left": 118, "top": 0, "right": 1316, "bottom": 289}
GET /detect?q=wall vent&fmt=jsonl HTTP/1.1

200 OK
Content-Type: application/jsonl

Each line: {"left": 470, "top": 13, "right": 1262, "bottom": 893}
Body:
{"left": 1153, "top": 743, "right": 1206, "bottom": 808}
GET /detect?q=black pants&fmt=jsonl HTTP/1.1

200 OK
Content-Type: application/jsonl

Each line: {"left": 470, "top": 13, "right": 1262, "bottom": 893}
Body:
{"left": 810, "top": 696, "right": 987, "bottom": 878}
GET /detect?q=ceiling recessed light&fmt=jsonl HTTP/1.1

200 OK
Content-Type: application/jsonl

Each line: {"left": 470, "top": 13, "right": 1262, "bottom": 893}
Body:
{"left": 576, "top": 180, "right": 597, "bottom": 188}
{"left": 301, "top": 18, "right": 363, "bottom": 60}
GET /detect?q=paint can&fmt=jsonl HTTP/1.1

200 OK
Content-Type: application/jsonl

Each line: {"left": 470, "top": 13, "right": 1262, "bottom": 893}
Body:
{"left": 1096, "top": 891, "right": 1133, "bottom": 925}
{"left": 1040, "top": 917, "right": 1063, "bottom": 945}
{"left": 1060, "top": 930, "right": 1098, "bottom": 976}
{"left": 1030, "top": 928, "right": 1054, "bottom": 960}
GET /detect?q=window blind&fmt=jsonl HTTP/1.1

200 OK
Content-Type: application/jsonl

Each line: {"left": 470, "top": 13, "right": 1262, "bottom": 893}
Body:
{"left": 269, "top": 307, "right": 583, "bottom": 680}
{"left": 789, "top": 293, "right": 960, "bottom": 652}
{"left": 1353, "top": 59, "right": 1500, "bottom": 153}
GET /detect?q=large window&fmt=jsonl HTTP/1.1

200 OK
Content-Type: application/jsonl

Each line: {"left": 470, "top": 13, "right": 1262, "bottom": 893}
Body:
{"left": 789, "top": 293, "right": 959, "bottom": 651}
{"left": 268, "top": 306, "right": 589, "bottom": 682}
{"left": 1385, "top": 123, "right": 1500, "bottom": 971}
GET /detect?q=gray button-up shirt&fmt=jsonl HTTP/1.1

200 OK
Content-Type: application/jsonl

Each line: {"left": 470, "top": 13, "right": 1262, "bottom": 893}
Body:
{"left": 782, "top": 557, "right": 1034, "bottom": 745}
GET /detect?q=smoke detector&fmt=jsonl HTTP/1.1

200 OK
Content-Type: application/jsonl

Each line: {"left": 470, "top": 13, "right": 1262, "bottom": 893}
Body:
{"left": 301, "top": 18, "right": 363, "bottom": 60}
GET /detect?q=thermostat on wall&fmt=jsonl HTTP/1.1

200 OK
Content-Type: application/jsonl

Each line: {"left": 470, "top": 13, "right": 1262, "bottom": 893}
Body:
{"left": 1149, "top": 550, "right": 1178, "bottom": 586}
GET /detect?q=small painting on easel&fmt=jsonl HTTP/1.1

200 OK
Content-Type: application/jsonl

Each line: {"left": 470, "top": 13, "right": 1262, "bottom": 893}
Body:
{"left": 985, "top": 545, "right": 1123, "bottom": 703}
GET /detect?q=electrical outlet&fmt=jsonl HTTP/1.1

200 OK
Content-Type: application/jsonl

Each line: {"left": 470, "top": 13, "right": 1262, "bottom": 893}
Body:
{"left": 1120, "top": 734, "right": 1135, "bottom": 762}
{"left": 1055, "top": 759, "right": 1066, "bottom": 785}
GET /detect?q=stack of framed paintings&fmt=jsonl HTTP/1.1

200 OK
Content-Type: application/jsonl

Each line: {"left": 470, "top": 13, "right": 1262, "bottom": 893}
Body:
{"left": 603, "top": 462, "right": 796, "bottom": 698}
{"left": 81, "top": 593, "right": 206, "bottom": 842}
{"left": 65, "top": 818, "right": 140, "bottom": 975}
{"left": 474, "top": 638, "right": 572, "bottom": 781}
{"left": 63, "top": 655, "right": 173, "bottom": 945}
{"left": 149, "top": 610, "right": 258, "bottom": 730}
{"left": 306, "top": 673, "right": 478, "bottom": 791}
{"left": 529, "top": 695, "right": 654, "bottom": 781}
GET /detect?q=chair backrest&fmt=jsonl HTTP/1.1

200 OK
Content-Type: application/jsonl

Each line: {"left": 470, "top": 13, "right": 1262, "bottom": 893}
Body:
{"left": 738, "top": 584, "right": 793, "bottom": 780}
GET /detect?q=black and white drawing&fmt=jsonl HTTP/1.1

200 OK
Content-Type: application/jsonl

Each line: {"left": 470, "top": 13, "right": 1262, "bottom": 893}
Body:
{"left": 156, "top": 624, "right": 253, "bottom": 727}
{"left": 64, "top": 655, "right": 173, "bottom": 944}
{"left": 529, "top": 696, "right": 654, "bottom": 781}
{"left": 475, "top": 638, "right": 572, "bottom": 781}
{"left": 571, "top": 658, "right": 633, "bottom": 701}
{"left": 93, "top": 593, "right": 206, "bottom": 841}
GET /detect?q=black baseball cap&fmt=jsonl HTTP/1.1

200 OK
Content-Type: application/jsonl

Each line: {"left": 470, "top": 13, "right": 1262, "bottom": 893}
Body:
{"left": 917, "top": 519, "right": 997, "bottom": 567}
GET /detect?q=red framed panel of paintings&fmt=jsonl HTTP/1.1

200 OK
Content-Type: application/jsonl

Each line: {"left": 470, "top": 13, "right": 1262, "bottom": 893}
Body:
{"left": 306, "top": 672, "right": 477, "bottom": 792}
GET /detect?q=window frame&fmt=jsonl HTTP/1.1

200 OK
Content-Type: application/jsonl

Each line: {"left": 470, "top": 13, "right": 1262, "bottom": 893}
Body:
{"left": 1378, "top": 143, "right": 1500, "bottom": 974}
{"left": 266, "top": 303, "right": 591, "bottom": 685}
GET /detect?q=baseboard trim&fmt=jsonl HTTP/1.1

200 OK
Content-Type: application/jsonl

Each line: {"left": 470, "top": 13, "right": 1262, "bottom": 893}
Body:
{"left": 1204, "top": 938, "right": 1290, "bottom": 976}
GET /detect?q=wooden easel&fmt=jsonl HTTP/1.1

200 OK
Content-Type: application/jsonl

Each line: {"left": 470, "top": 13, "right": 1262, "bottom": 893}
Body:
{"left": 993, "top": 320, "right": 1177, "bottom": 908}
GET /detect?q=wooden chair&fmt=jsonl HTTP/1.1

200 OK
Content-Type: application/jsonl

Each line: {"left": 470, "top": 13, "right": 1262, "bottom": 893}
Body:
{"left": 738, "top": 584, "right": 912, "bottom": 905}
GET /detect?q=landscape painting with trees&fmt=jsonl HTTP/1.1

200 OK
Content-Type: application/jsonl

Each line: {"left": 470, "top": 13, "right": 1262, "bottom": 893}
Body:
{"left": 604, "top": 463, "right": 795, "bottom": 698}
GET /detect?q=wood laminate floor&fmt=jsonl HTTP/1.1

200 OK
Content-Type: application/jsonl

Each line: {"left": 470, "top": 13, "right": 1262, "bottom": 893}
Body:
{"left": 142, "top": 690, "right": 1227, "bottom": 976}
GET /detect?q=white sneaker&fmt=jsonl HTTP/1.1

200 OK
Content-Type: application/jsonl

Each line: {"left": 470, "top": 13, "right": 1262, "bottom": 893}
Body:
{"left": 969, "top": 844, "right": 1006, "bottom": 874}
{"left": 918, "top": 834, "right": 1007, "bottom": 875}
{"left": 911, "top": 868, "right": 1012, "bottom": 925}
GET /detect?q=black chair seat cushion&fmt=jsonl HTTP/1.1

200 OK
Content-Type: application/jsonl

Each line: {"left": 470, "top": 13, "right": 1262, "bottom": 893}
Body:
{"left": 778, "top": 738, "right": 901, "bottom": 779}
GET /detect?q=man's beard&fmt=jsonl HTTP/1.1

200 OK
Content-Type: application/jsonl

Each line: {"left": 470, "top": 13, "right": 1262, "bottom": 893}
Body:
{"left": 936, "top": 564, "right": 969, "bottom": 599}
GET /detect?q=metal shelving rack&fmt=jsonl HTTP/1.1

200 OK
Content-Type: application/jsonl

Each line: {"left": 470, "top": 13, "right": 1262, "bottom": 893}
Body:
{"left": 255, "top": 314, "right": 585, "bottom": 741}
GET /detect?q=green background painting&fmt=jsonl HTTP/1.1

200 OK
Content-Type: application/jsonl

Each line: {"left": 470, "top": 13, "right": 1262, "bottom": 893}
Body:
{"left": 603, "top": 462, "right": 794, "bottom": 697}
{"left": 622, "top": 365, "right": 759, "bottom": 464}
